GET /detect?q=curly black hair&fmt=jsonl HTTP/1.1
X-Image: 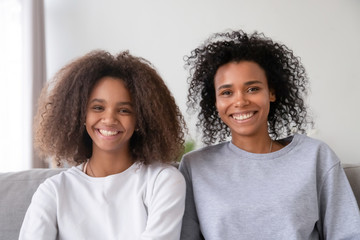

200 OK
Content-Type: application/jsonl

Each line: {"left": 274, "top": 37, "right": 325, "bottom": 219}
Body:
{"left": 35, "top": 50, "right": 186, "bottom": 166}
{"left": 185, "top": 30, "right": 312, "bottom": 144}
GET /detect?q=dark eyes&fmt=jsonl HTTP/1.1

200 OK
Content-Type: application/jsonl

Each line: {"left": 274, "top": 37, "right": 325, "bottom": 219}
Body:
{"left": 90, "top": 105, "right": 132, "bottom": 114}
{"left": 92, "top": 105, "right": 104, "bottom": 111}
{"left": 219, "top": 87, "right": 260, "bottom": 96}
{"left": 247, "top": 87, "right": 260, "bottom": 93}
{"left": 118, "top": 108, "right": 132, "bottom": 114}
{"left": 220, "top": 90, "right": 232, "bottom": 96}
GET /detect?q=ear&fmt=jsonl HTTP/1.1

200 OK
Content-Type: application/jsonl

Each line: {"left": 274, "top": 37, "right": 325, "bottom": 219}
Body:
{"left": 269, "top": 89, "right": 276, "bottom": 102}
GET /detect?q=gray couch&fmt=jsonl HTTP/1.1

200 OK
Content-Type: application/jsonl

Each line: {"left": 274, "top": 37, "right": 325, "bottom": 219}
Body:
{"left": 1, "top": 164, "right": 360, "bottom": 240}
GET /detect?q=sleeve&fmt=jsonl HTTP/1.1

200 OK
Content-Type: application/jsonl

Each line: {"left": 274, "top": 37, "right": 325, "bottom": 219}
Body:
{"left": 319, "top": 162, "right": 360, "bottom": 239}
{"left": 18, "top": 180, "right": 58, "bottom": 240}
{"left": 179, "top": 158, "right": 205, "bottom": 240}
{"left": 140, "top": 167, "right": 186, "bottom": 240}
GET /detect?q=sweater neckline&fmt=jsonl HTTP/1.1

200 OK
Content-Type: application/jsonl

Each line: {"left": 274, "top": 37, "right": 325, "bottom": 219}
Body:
{"left": 227, "top": 134, "right": 302, "bottom": 160}
{"left": 73, "top": 161, "right": 140, "bottom": 182}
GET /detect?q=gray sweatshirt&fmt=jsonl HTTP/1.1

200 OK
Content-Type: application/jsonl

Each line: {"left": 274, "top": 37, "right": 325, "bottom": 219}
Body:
{"left": 180, "top": 134, "right": 360, "bottom": 240}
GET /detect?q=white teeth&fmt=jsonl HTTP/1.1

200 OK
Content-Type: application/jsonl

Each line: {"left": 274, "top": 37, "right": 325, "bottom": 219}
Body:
{"left": 99, "top": 129, "right": 119, "bottom": 136}
{"left": 232, "top": 112, "right": 254, "bottom": 121}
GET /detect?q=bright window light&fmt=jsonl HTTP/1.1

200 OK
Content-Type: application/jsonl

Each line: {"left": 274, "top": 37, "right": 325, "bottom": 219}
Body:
{"left": 0, "top": 0, "right": 29, "bottom": 171}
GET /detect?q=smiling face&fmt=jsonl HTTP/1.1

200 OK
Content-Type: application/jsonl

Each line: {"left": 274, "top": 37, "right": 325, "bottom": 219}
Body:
{"left": 85, "top": 76, "right": 136, "bottom": 156}
{"left": 214, "top": 61, "right": 276, "bottom": 142}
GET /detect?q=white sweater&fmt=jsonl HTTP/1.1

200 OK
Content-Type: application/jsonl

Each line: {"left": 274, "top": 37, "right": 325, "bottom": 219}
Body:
{"left": 19, "top": 162, "right": 186, "bottom": 240}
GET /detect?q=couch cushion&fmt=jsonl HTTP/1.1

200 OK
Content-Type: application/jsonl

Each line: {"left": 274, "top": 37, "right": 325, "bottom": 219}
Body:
{"left": 0, "top": 168, "right": 65, "bottom": 240}
{"left": 343, "top": 163, "right": 360, "bottom": 208}
{"left": 0, "top": 164, "right": 359, "bottom": 240}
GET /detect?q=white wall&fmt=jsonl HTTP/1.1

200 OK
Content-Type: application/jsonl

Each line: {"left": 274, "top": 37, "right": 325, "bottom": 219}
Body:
{"left": 44, "top": 0, "right": 360, "bottom": 163}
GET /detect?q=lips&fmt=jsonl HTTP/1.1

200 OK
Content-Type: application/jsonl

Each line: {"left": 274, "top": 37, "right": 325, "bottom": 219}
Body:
{"left": 98, "top": 129, "right": 120, "bottom": 136}
{"left": 231, "top": 112, "right": 255, "bottom": 121}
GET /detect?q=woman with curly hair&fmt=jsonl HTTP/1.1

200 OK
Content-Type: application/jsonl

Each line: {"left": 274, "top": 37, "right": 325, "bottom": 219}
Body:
{"left": 19, "top": 50, "right": 186, "bottom": 239}
{"left": 179, "top": 30, "right": 360, "bottom": 239}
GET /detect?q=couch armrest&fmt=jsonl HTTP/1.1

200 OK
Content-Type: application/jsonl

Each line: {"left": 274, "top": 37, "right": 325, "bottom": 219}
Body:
{"left": 0, "top": 168, "right": 65, "bottom": 240}
{"left": 343, "top": 163, "right": 360, "bottom": 208}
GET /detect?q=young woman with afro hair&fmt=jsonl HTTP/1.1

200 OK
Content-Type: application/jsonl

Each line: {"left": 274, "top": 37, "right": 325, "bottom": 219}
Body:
{"left": 19, "top": 50, "right": 186, "bottom": 240}
{"left": 179, "top": 30, "right": 360, "bottom": 240}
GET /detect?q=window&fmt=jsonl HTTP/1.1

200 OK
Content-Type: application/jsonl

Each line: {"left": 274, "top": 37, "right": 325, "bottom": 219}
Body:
{"left": 0, "top": 0, "right": 30, "bottom": 171}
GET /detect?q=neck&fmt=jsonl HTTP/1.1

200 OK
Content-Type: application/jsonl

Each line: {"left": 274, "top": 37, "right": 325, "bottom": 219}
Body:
{"left": 231, "top": 133, "right": 273, "bottom": 154}
{"left": 88, "top": 149, "right": 133, "bottom": 177}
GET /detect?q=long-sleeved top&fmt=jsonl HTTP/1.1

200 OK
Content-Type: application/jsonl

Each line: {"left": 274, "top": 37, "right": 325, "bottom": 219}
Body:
{"left": 20, "top": 162, "right": 186, "bottom": 240}
{"left": 180, "top": 134, "right": 360, "bottom": 240}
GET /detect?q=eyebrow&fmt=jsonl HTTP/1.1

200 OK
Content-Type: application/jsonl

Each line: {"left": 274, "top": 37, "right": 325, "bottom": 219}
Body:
{"left": 89, "top": 99, "right": 133, "bottom": 106}
{"left": 216, "top": 80, "right": 264, "bottom": 91}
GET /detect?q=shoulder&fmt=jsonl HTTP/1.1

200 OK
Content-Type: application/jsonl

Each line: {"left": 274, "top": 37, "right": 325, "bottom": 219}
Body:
{"left": 140, "top": 162, "right": 185, "bottom": 200}
{"left": 179, "top": 142, "right": 230, "bottom": 179}
{"left": 139, "top": 162, "right": 185, "bottom": 184}
{"left": 29, "top": 167, "right": 77, "bottom": 205}
{"left": 289, "top": 134, "right": 341, "bottom": 170}
{"left": 294, "top": 134, "right": 338, "bottom": 158}
{"left": 182, "top": 142, "right": 228, "bottom": 162}
{"left": 294, "top": 133, "right": 327, "bottom": 147}
{"left": 37, "top": 166, "right": 83, "bottom": 192}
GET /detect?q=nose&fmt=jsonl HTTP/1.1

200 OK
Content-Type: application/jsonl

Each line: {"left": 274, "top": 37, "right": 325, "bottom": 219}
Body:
{"left": 234, "top": 91, "right": 249, "bottom": 107}
{"left": 101, "top": 109, "right": 118, "bottom": 125}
